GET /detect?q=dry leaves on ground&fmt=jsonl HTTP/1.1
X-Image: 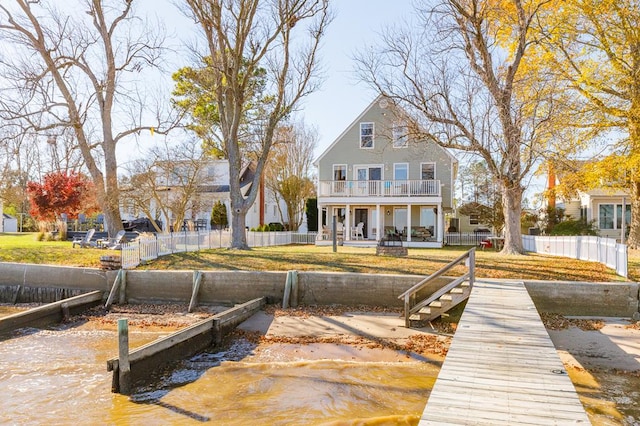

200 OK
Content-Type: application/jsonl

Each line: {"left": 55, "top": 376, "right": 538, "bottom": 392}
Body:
{"left": 541, "top": 313, "right": 605, "bottom": 331}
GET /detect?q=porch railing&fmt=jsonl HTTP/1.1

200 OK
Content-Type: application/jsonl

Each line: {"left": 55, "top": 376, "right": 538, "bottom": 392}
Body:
{"left": 318, "top": 179, "right": 441, "bottom": 197}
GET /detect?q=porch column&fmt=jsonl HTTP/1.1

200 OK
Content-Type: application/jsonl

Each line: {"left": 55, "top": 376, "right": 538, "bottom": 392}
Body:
{"left": 317, "top": 203, "right": 324, "bottom": 240}
{"left": 345, "top": 204, "right": 351, "bottom": 241}
{"left": 407, "top": 203, "right": 412, "bottom": 242}
{"left": 376, "top": 204, "right": 381, "bottom": 241}
{"left": 437, "top": 204, "right": 444, "bottom": 243}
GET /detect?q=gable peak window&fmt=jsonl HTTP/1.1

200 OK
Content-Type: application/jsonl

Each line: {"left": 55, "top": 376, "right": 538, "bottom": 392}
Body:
{"left": 360, "top": 122, "right": 374, "bottom": 149}
{"left": 392, "top": 124, "right": 408, "bottom": 148}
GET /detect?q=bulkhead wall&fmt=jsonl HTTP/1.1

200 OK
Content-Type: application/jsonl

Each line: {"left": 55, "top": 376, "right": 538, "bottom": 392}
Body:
{"left": 0, "top": 263, "right": 638, "bottom": 317}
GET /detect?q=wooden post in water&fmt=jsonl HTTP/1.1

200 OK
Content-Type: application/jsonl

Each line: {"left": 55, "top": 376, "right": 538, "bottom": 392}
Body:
{"left": 118, "top": 318, "right": 131, "bottom": 395}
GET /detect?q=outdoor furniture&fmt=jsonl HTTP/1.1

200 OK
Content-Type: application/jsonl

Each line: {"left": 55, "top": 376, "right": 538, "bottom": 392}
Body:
{"left": 97, "top": 230, "right": 126, "bottom": 250}
{"left": 351, "top": 222, "right": 364, "bottom": 240}
{"left": 72, "top": 229, "right": 96, "bottom": 248}
{"left": 411, "top": 227, "right": 432, "bottom": 241}
{"left": 321, "top": 225, "right": 332, "bottom": 240}
{"left": 486, "top": 236, "right": 505, "bottom": 251}
{"left": 336, "top": 222, "right": 344, "bottom": 238}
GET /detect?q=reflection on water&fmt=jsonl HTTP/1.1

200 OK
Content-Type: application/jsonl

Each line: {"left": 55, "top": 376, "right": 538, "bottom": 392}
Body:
{"left": 0, "top": 324, "right": 438, "bottom": 425}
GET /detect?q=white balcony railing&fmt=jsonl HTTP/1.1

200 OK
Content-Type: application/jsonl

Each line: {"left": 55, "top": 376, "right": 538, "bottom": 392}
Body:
{"left": 318, "top": 179, "right": 441, "bottom": 197}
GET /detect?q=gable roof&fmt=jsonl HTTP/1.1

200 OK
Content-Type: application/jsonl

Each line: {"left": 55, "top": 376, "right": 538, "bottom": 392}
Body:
{"left": 314, "top": 95, "right": 384, "bottom": 165}
{"left": 314, "top": 95, "right": 457, "bottom": 168}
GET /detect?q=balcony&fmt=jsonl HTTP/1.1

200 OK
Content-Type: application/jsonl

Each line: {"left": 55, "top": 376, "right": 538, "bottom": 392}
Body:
{"left": 318, "top": 179, "right": 441, "bottom": 198}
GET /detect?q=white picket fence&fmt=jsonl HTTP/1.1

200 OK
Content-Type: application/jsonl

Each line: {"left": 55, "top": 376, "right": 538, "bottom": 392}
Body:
{"left": 522, "top": 235, "right": 628, "bottom": 278}
{"left": 121, "top": 230, "right": 318, "bottom": 269}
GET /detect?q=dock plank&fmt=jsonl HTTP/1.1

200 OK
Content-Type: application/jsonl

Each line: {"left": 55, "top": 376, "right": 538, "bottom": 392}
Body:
{"left": 419, "top": 280, "right": 590, "bottom": 425}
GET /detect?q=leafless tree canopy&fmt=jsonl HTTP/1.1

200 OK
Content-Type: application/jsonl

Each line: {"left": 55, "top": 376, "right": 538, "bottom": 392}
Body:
{"left": 181, "top": 0, "right": 331, "bottom": 248}
{"left": 355, "top": 0, "right": 556, "bottom": 254}
{"left": 120, "top": 137, "right": 210, "bottom": 233}
{"left": 264, "top": 120, "right": 317, "bottom": 230}
{"left": 0, "top": 0, "right": 177, "bottom": 236}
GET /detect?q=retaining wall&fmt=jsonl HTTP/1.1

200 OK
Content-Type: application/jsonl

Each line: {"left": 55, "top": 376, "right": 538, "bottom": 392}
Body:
{"left": 524, "top": 280, "right": 640, "bottom": 317}
{"left": 0, "top": 263, "right": 638, "bottom": 317}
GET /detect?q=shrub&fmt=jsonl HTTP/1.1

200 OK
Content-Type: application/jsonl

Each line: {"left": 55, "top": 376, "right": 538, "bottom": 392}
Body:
{"left": 550, "top": 219, "right": 598, "bottom": 236}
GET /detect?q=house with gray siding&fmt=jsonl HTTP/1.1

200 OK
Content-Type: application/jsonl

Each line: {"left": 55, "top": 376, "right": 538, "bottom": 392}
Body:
{"left": 315, "top": 97, "right": 457, "bottom": 247}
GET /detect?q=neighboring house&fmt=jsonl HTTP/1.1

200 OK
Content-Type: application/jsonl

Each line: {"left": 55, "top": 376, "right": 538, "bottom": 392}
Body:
{"left": 123, "top": 160, "right": 288, "bottom": 232}
{"left": 450, "top": 202, "right": 493, "bottom": 233}
{"left": 560, "top": 189, "right": 630, "bottom": 240}
{"left": 546, "top": 164, "right": 630, "bottom": 240}
{"left": 315, "top": 97, "right": 458, "bottom": 247}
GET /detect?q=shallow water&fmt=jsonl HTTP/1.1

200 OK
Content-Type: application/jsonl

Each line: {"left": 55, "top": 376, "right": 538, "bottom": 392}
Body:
{"left": 0, "top": 305, "right": 28, "bottom": 318}
{"left": 0, "top": 325, "right": 438, "bottom": 425}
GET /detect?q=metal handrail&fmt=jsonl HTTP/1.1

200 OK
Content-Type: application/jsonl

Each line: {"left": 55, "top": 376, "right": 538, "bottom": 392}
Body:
{"left": 398, "top": 248, "right": 475, "bottom": 327}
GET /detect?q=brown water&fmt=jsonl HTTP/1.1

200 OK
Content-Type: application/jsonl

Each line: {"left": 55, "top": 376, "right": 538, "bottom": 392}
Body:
{"left": 0, "top": 305, "right": 29, "bottom": 317}
{"left": 0, "top": 324, "right": 439, "bottom": 425}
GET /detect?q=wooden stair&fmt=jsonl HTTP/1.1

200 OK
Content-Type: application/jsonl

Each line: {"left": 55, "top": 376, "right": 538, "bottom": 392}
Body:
{"left": 409, "top": 281, "right": 471, "bottom": 325}
{"left": 398, "top": 248, "right": 476, "bottom": 328}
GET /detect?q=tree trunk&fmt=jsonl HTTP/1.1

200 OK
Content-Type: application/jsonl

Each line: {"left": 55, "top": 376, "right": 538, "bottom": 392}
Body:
{"left": 627, "top": 180, "right": 640, "bottom": 249}
{"left": 230, "top": 202, "right": 249, "bottom": 249}
{"left": 501, "top": 182, "right": 525, "bottom": 254}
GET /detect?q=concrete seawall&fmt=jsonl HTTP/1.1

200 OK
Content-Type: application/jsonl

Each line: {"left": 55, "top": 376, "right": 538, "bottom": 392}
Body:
{"left": 0, "top": 263, "right": 638, "bottom": 317}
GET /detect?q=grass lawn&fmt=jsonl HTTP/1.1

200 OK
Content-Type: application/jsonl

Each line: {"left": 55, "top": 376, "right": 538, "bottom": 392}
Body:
{"left": 0, "top": 232, "right": 111, "bottom": 268}
{"left": 1, "top": 232, "right": 637, "bottom": 281}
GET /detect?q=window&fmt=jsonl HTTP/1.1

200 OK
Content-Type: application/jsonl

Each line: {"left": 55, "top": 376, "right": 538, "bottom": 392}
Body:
{"left": 392, "top": 124, "right": 408, "bottom": 148}
{"left": 616, "top": 204, "right": 631, "bottom": 229}
{"left": 360, "top": 122, "right": 374, "bottom": 148}
{"left": 469, "top": 214, "right": 480, "bottom": 225}
{"left": 333, "top": 164, "right": 347, "bottom": 193}
{"left": 599, "top": 204, "right": 614, "bottom": 229}
{"left": 599, "top": 203, "right": 631, "bottom": 230}
{"left": 421, "top": 163, "right": 435, "bottom": 180}
{"left": 394, "top": 163, "right": 408, "bottom": 180}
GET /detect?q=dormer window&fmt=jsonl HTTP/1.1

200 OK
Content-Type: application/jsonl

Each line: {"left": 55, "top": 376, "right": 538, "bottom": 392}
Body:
{"left": 392, "top": 124, "right": 408, "bottom": 148}
{"left": 360, "top": 122, "right": 374, "bottom": 148}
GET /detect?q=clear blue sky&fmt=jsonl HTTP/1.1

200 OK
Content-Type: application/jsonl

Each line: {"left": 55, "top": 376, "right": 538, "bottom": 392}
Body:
{"left": 147, "top": 0, "right": 415, "bottom": 158}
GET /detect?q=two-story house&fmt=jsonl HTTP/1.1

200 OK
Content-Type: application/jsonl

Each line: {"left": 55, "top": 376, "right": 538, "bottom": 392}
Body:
{"left": 315, "top": 97, "right": 457, "bottom": 247}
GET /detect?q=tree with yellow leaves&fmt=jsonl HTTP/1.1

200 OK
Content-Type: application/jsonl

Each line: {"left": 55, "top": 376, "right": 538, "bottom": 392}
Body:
{"left": 536, "top": 0, "right": 640, "bottom": 247}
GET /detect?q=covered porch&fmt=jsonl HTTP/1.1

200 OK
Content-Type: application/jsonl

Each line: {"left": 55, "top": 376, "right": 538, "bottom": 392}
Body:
{"left": 316, "top": 202, "right": 445, "bottom": 248}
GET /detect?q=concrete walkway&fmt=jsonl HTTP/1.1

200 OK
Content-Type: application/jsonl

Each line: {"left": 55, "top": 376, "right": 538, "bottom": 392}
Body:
{"left": 419, "top": 280, "right": 590, "bottom": 425}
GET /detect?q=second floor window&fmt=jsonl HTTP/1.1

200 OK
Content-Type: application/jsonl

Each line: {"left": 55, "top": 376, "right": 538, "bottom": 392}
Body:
{"left": 333, "top": 164, "right": 346, "bottom": 181}
{"left": 469, "top": 214, "right": 480, "bottom": 225}
{"left": 394, "top": 163, "right": 408, "bottom": 181}
{"left": 360, "top": 122, "right": 374, "bottom": 148}
{"left": 421, "top": 163, "right": 435, "bottom": 180}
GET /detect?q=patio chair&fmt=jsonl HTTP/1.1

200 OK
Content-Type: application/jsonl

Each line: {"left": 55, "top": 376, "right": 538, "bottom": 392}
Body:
{"left": 72, "top": 228, "right": 96, "bottom": 248}
{"left": 97, "top": 229, "right": 126, "bottom": 250}
{"left": 351, "top": 222, "right": 364, "bottom": 240}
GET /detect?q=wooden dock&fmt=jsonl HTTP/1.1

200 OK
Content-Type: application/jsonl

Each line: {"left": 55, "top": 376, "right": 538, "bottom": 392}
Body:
{"left": 420, "top": 280, "right": 590, "bottom": 425}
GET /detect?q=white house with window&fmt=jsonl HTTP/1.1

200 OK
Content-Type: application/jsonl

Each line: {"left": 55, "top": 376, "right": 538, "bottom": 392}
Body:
{"left": 570, "top": 189, "right": 630, "bottom": 240}
{"left": 315, "top": 96, "right": 457, "bottom": 247}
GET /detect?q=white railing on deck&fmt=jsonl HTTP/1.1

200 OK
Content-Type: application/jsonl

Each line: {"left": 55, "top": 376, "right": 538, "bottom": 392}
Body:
{"left": 318, "top": 179, "right": 441, "bottom": 197}
{"left": 522, "top": 235, "right": 628, "bottom": 278}
{"left": 120, "top": 230, "right": 317, "bottom": 270}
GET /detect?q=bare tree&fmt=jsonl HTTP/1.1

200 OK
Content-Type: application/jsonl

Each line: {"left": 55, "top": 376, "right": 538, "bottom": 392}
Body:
{"left": 179, "top": 0, "right": 331, "bottom": 249}
{"left": 264, "top": 122, "right": 316, "bottom": 231}
{"left": 0, "top": 0, "right": 176, "bottom": 236}
{"left": 355, "top": 0, "right": 556, "bottom": 254}
{"left": 120, "top": 138, "right": 211, "bottom": 233}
